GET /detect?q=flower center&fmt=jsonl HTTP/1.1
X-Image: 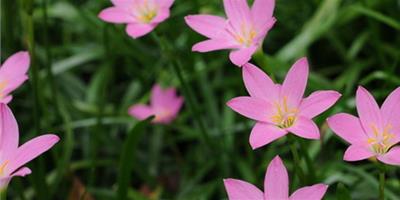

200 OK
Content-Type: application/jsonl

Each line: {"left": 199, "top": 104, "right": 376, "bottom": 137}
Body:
{"left": 234, "top": 23, "right": 257, "bottom": 47}
{"left": 367, "top": 124, "right": 395, "bottom": 155}
{"left": 271, "top": 96, "right": 298, "bottom": 129}
{"left": 135, "top": 0, "right": 158, "bottom": 23}
{"left": 0, "top": 161, "right": 9, "bottom": 177}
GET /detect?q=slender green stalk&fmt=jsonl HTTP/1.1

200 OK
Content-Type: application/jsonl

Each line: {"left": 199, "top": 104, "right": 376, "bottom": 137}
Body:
{"left": 0, "top": 189, "right": 7, "bottom": 200}
{"left": 299, "top": 140, "right": 316, "bottom": 182}
{"left": 288, "top": 136, "right": 306, "bottom": 185}
{"left": 379, "top": 164, "right": 385, "bottom": 200}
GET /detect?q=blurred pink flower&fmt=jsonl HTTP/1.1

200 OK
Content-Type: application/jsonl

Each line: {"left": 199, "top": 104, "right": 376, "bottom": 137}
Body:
{"left": 227, "top": 58, "right": 341, "bottom": 149}
{"left": 0, "top": 51, "right": 30, "bottom": 104}
{"left": 327, "top": 86, "right": 400, "bottom": 166}
{"left": 224, "top": 155, "right": 328, "bottom": 200}
{"left": 185, "top": 0, "right": 276, "bottom": 66}
{"left": 98, "top": 0, "right": 174, "bottom": 38}
{"left": 0, "top": 104, "right": 60, "bottom": 189}
{"left": 129, "top": 84, "right": 183, "bottom": 124}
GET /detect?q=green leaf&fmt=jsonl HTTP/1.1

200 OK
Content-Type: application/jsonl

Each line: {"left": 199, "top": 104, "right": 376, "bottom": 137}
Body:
{"left": 336, "top": 183, "right": 351, "bottom": 200}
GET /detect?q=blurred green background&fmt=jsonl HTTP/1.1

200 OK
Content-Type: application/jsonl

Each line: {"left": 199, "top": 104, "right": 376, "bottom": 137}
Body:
{"left": 1, "top": 0, "right": 400, "bottom": 199}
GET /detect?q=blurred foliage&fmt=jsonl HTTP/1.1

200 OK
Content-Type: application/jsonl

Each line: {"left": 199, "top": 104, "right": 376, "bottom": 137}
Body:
{"left": 1, "top": 0, "right": 400, "bottom": 199}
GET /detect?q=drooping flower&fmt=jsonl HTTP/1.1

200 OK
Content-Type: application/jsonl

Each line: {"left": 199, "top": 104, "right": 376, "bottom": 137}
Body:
{"left": 327, "top": 86, "right": 400, "bottom": 166}
{"left": 185, "top": 0, "right": 276, "bottom": 66}
{"left": 0, "top": 104, "right": 60, "bottom": 190}
{"left": 98, "top": 0, "right": 174, "bottom": 38}
{"left": 129, "top": 84, "right": 183, "bottom": 124}
{"left": 224, "top": 155, "right": 328, "bottom": 200}
{"left": 0, "top": 51, "right": 30, "bottom": 104}
{"left": 227, "top": 58, "right": 341, "bottom": 149}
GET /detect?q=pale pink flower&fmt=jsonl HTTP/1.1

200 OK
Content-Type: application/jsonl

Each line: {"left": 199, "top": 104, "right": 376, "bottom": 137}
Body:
{"left": 227, "top": 58, "right": 341, "bottom": 149}
{"left": 0, "top": 51, "right": 30, "bottom": 104}
{"left": 224, "top": 155, "right": 328, "bottom": 200}
{"left": 129, "top": 84, "right": 183, "bottom": 124}
{"left": 98, "top": 0, "right": 174, "bottom": 38}
{"left": 185, "top": 0, "right": 276, "bottom": 66}
{"left": 0, "top": 104, "right": 60, "bottom": 189}
{"left": 327, "top": 86, "right": 400, "bottom": 166}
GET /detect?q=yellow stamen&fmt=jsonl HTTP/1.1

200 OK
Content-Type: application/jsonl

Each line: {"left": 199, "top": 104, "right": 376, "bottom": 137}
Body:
{"left": 367, "top": 124, "right": 395, "bottom": 155}
{"left": 136, "top": 0, "right": 158, "bottom": 23}
{"left": 234, "top": 23, "right": 257, "bottom": 47}
{"left": 271, "top": 96, "right": 298, "bottom": 129}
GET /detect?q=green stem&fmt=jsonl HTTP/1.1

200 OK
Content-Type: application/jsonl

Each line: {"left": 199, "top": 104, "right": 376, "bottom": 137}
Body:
{"left": 0, "top": 188, "right": 7, "bottom": 200}
{"left": 379, "top": 164, "right": 385, "bottom": 200}
{"left": 288, "top": 136, "right": 306, "bottom": 186}
{"left": 299, "top": 140, "right": 316, "bottom": 182}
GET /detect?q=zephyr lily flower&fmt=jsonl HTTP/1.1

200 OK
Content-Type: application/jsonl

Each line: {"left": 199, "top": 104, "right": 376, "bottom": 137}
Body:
{"left": 0, "top": 104, "right": 59, "bottom": 190}
{"left": 224, "top": 156, "right": 328, "bottom": 200}
{"left": 98, "top": 0, "right": 174, "bottom": 38}
{"left": 185, "top": 0, "right": 276, "bottom": 66}
{"left": 227, "top": 58, "right": 341, "bottom": 149}
{"left": 327, "top": 86, "right": 400, "bottom": 166}
{"left": 0, "top": 51, "right": 30, "bottom": 104}
{"left": 129, "top": 84, "right": 183, "bottom": 124}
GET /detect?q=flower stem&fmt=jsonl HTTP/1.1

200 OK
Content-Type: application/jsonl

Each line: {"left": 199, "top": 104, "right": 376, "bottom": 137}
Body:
{"left": 288, "top": 135, "right": 306, "bottom": 185}
{"left": 379, "top": 163, "right": 385, "bottom": 200}
{"left": 0, "top": 189, "right": 6, "bottom": 200}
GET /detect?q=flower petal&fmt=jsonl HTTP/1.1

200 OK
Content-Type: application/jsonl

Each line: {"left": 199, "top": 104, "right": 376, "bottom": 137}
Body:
{"left": 287, "top": 117, "right": 320, "bottom": 140}
{"left": 128, "top": 104, "right": 154, "bottom": 120}
{"left": 0, "top": 51, "right": 30, "bottom": 78}
{"left": 381, "top": 87, "right": 400, "bottom": 135}
{"left": 0, "top": 104, "right": 19, "bottom": 160}
{"left": 251, "top": 0, "right": 275, "bottom": 29}
{"left": 250, "top": 122, "right": 287, "bottom": 149}
{"left": 159, "top": 0, "right": 174, "bottom": 8}
{"left": 281, "top": 57, "right": 309, "bottom": 107}
{"left": 7, "top": 134, "right": 59, "bottom": 174}
{"left": 0, "top": 167, "right": 31, "bottom": 190}
{"left": 327, "top": 113, "right": 368, "bottom": 145}
{"left": 299, "top": 90, "right": 341, "bottom": 118}
{"left": 223, "top": 179, "right": 264, "bottom": 200}
{"left": 227, "top": 96, "right": 272, "bottom": 122}
{"left": 264, "top": 156, "right": 289, "bottom": 200}
{"left": 290, "top": 184, "right": 328, "bottom": 200}
{"left": 356, "top": 86, "right": 383, "bottom": 136}
{"left": 185, "top": 15, "right": 227, "bottom": 39}
{"left": 343, "top": 145, "right": 374, "bottom": 162}
{"left": 377, "top": 146, "right": 400, "bottom": 166}
{"left": 126, "top": 23, "right": 155, "bottom": 38}
{"left": 229, "top": 46, "right": 258, "bottom": 67}
{"left": 98, "top": 7, "right": 135, "bottom": 23}
{"left": 242, "top": 63, "right": 276, "bottom": 101}
{"left": 192, "top": 39, "right": 238, "bottom": 52}
{"left": 223, "top": 0, "right": 251, "bottom": 25}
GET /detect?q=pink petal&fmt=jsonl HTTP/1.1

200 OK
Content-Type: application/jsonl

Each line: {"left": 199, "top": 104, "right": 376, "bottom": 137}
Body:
{"left": 356, "top": 86, "right": 383, "bottom": 136}
{"left": 377, "top": 146, "right": 400, "bottom": 166}
{"left": 227, "top": 96, "right": 272, "bottom": 122}
{"left": 381, "top": 87, "right": 400, "bottom": 134}
{"left": 264, "top": 156, "right": 289, "bottom": 200}
{"left": 7, "top": 134, "right": 59, "bottom": 174}
{"left": 0, "top": 96, "right": 12, "bottom": 104}
{"left": 299, "top": 90, "right": 341, "bottom": 118}
{"left": 158, "top": 0, "right": 174, "bottom": 8}
{"left": 281, "top": 57, "right": 309, "bottom": 107}
{"left": 287, "top": 117, "right": 320, "bottom": 140}
{"left": 229, "top": 46, "right": 258, "bottom": 67}
{"left": 223, "top": 179, "right": 264, "bottom": 200}
{"left": 128, "top": 104, "right": 154, "bottom": 120}
{"left": 242, "top": 63, "right": 276, "bottom": 101}
{"left": 253, "top": 17, "right": 276, "bottom": 43}
{"left": 98, "top": 7, "right": 135, "bottom": 23}
{"left": 0, "top": 167, "right": 31, "bottom": 190}
{"left": 185, "top": 15, "right": 227, "bottom": 39}
{"left": 192, "top": 39, "right": 238, "bottom": 52}
{"left": 0, "top": 51, "right": 30, "bottom": 78}
{"left": 223, "top": 0, "right": 251, "bottom": 24}
{"left": 11, "top": 167, "right": 32, "bottom": 177}
{"left": 0, "top": 104, "right": 19, "bottom": 160}
{"left": 327, "top": 113, "right": 368, "bottom": 145}
{"left": 343, "top": 145, "right": 374, "bottom": 162}
{"left": 152, "top": 9, "right": 170, "bottom": 23}
{"left": 2, "top": 76, "right": 28, "bottom": 96}
{"left": 126, "top": 23, "right": 156, "bottom": 38}
{"left": 151, "top": 84, "right": 164, "bottom": 107}
{"left": 250, "top": 122, "right": 287, "bottom": 149}
{"left": 251, "top": 0, "right": 275, "bottom": 29}
{"left": 290, "top": 184, "right": 328, "bottom": 200}
{"left": 111, "top": 0, "right": 130, "bottom": 6}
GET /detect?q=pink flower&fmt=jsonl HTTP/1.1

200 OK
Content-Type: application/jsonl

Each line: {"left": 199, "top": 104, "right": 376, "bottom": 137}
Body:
{"left": 0, "top": 51, "right": 30, "bottom": 104}
{"left": 185, "top": 0, "right": 276, "bottom": 66}
{"left": 227, "top": 58, "right": 341, "bottom": 149}
{"left": 129, "top": 84, "right": 183, "bottom": 124}
{"left": 224, "top": 155, "right": 328, "bottom": 200}
{"left": 327, "top": 86, "right": 400, "bottom": 166}
{"left": 0, "top": 104, "right": 60, "bottom": 189}
{"left": 98, "top": 0, "right": 174, "bottom": 38}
